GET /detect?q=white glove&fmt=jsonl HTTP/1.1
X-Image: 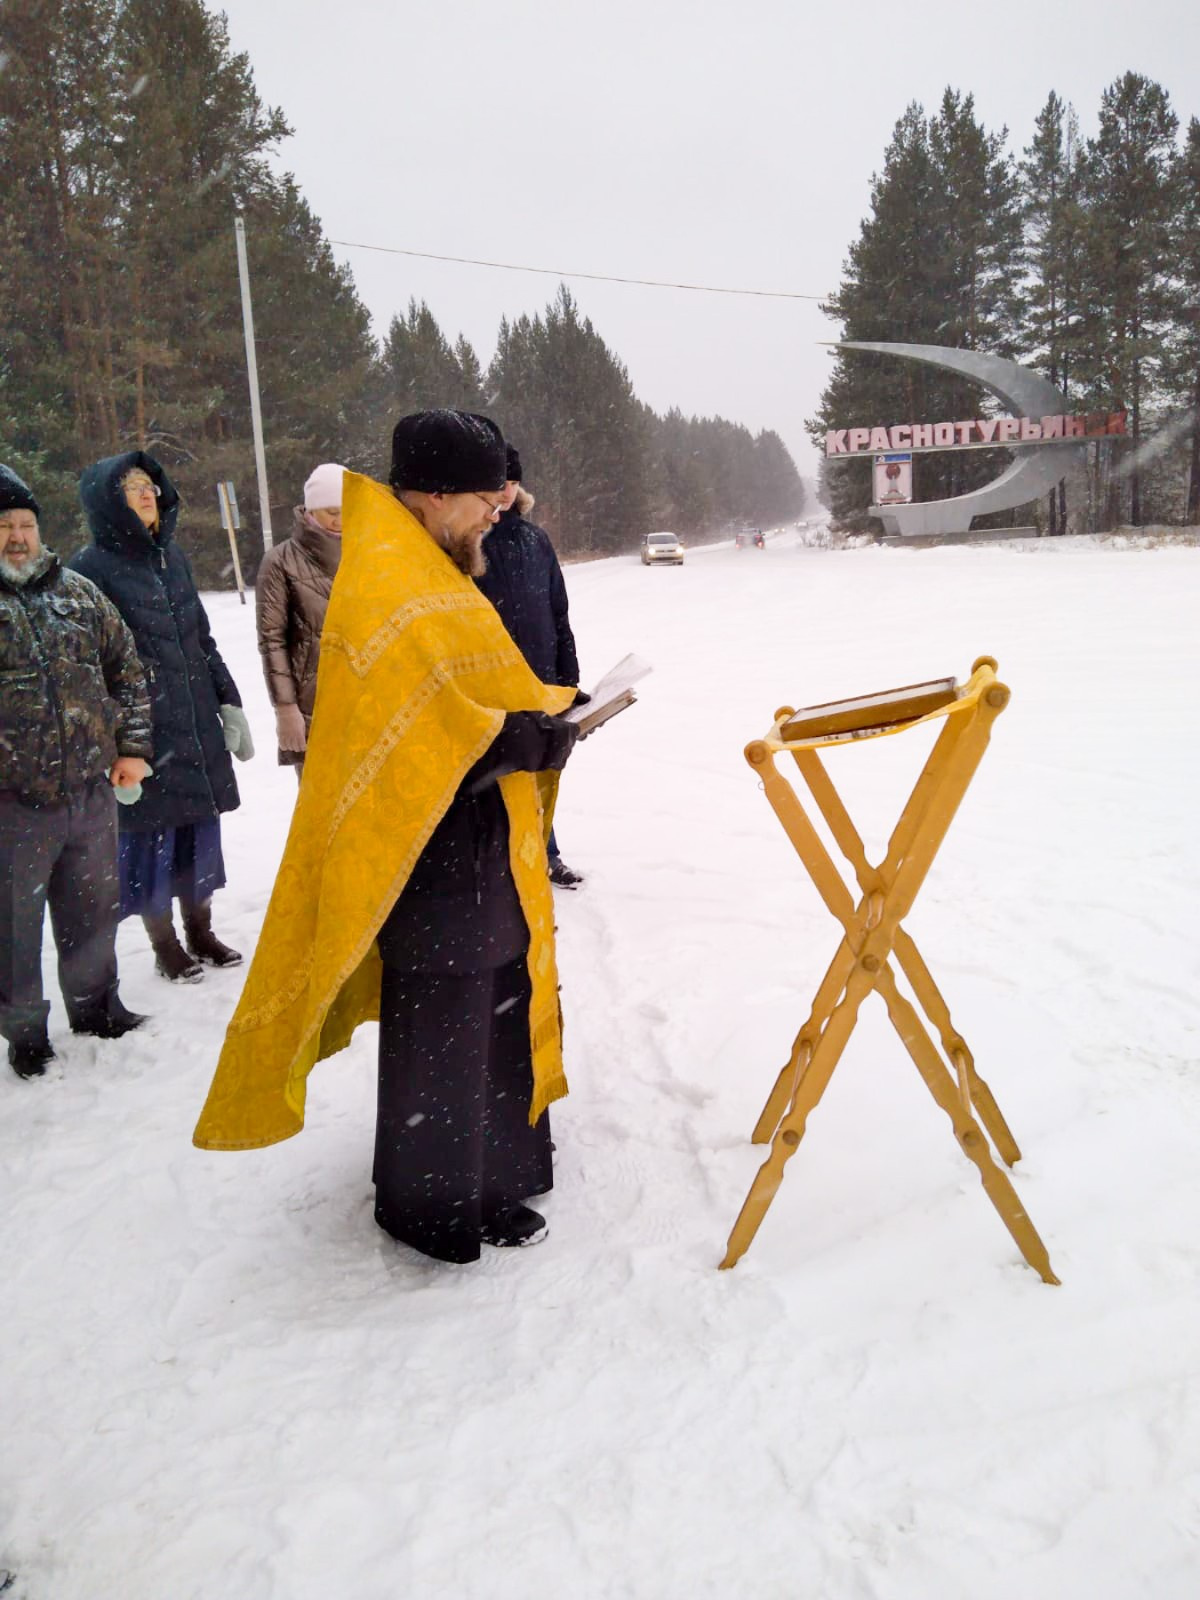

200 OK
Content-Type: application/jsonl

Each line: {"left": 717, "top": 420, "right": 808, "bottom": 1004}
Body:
{"left": 220, "top": 704, "right": 255, "bottom": 761}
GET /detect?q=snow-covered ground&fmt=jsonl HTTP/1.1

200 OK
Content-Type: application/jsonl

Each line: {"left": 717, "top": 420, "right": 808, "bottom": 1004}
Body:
{"left": 3, "top": 529, "right": 1199, "bottom": 1599}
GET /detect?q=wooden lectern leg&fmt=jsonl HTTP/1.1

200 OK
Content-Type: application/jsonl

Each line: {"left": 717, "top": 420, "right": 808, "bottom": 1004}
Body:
{"left": 751, "top": 1036, "right": 813, "bottom": 1147}
{"left": 751, "top": 940, "right": 856, "bottom": 1143}
{"left": 792, "top": 746, "right": 1024, "bottom": 1168}
{"left": 722, "top": 969, "right": 872, "bottom": 1270}
{"left": 892, "top": 928, "right": 1022, "bottom": 1168}
{"left": 876, "top": 967, "right": 1058, "bottom": 1284}
{"left": 960, "top": 1066, "right": 1022, "bottom": 1167}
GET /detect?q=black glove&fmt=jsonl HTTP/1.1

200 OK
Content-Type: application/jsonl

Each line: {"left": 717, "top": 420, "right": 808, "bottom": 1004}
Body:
{"left": 467, "top": 712, "right": 579, "bottom": 793}
{"left": 540, "top": 714, "right": 580, "bottom": 771}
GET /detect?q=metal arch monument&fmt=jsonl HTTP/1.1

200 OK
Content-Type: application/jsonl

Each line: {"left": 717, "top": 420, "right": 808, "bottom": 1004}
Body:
{"left": 826, "top": 342, "right": 1123, "bottom": 537}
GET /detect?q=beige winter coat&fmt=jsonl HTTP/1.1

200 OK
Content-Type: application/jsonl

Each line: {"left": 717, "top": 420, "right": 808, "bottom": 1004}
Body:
{"left": 254, "top": 508, "right": 341, "bottom": 762}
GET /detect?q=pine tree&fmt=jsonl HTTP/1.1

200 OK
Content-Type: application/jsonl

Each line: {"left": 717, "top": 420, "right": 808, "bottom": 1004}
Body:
{"left": 646, "top": 411, "right": 804, "bottom": 537}
{"left": 1018, "top": 93, "right": 1087, "bottom": 532}
{"left": 1076, "top": 73, "right": 1179, "bottom": 525}
{"left": 928, "top": 89, "right": 1023, "bottom": 355}
{"left": 453, "top": 337, "right": 485, "bottom": 412}
{"left": 110, "top": 0, "right": 290, "bottom": 458}
{"left": 488, "top": 287, "right": 652, "bottom": 555}
{"left": 0, "top": 0, "right": 378, "bottom": 578}
{"left": 809, "top": 96, "right": 1023, "bottom": 526}
{"left": 1165, "top": 117, "right": 1200, "bottom": 523}
{"left": 380, "top": 299, "right": 483, "bottom": 419}
{"left": 751, "top": 430, "right": 806, "bottom": 527}
{"left": 650, "top": 408, "right": 717, "bottom": 533}
{"left": 0, "top": 0, "right": 125, "bottom": 482}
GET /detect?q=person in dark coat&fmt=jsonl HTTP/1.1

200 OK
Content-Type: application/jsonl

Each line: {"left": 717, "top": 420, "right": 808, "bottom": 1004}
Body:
{"left": 0, "top": 464, "right": 152, "bottom": 1078}
{"left": 477, "top": 445, "right": 585, "bottom": 888}
{"left": 254, "top": 461, "right": 344, "bottom": 772}
{"left": 71, "top": 453, "right": 254, "bottom": 983}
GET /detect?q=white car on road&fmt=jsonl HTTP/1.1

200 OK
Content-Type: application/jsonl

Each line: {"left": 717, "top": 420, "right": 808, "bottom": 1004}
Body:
{"left": 640, "top": 531, "right": 685, "bottom": 566}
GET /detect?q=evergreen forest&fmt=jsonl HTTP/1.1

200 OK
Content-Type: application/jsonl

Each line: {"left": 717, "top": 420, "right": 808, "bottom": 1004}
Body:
{"left": 4, "top": 3, "right": 1197, "bottom": 578}
{"left": 0, "top": 0, "right": 803, "bottom": 582}
{"left": 811, "top": 82, "right": 1200, "bottom": 534}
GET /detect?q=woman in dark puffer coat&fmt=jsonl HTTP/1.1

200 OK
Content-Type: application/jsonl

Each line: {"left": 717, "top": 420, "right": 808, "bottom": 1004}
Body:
{"left": 71, "top": 453, "right": 253, "bottom": 982}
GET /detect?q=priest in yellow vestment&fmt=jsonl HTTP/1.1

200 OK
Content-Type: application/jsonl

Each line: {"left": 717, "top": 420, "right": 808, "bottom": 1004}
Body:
{"left": 194, "top": 411, "right": 580, "bottom": 1261}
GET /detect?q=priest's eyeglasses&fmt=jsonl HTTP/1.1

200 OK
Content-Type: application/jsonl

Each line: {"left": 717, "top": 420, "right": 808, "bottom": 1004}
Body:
{"left": 468, "top": 492, "right": 505, "bottom": 517}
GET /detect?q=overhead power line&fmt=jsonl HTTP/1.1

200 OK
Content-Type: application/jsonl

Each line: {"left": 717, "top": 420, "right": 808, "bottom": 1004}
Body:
{"left": 326, "top": 238, "right": 829, "bottom": 302}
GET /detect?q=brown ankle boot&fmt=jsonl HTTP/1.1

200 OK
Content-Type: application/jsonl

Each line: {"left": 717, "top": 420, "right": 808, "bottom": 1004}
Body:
{"left": 143, "top": 912, "right": 204, "bottom": 984}
{"left": 182, "top": 900, "right": 242, "bottom": 968}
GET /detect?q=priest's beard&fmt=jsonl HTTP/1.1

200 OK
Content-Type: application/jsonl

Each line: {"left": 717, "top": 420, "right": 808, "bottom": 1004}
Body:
{"left": 444, "top": 525, "right": 488, "bottom": 578}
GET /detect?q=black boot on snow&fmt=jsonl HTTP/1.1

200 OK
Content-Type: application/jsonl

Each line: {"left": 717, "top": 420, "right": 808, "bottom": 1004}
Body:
{"left": 9, "top": 1039, "right": 56, "bottom": 1079}
{"left": 71, "top": 995, "right": 149, "bottom": 1039}
{"left": 549, "top": 858, "right": 584, "bottom": 890}
{"left": 144, "top": 912, "right": 204, "bottom": 984}
{"left": 182, "top": 901, "right": 242, "bottom": 968}
{"left": 481, "top": 1204, "right": 549, "bottom": 1249}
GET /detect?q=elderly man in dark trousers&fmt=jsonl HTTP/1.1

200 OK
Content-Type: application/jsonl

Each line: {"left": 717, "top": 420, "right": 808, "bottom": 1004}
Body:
{"left": 477, "top": 445, "right": 585, "bottom": 888}
{"left": 0, "top": 465, "right": 153, "bottom": 1078}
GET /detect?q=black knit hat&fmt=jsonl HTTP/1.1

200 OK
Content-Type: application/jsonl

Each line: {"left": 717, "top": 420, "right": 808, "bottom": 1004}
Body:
{"left": 505, "top": 444, "right": 523, "bottom": 484}
{"left": 389, "top": 410, "right": 507, "bottom": 493}
{"left": 0, "top": 463, "right": 40, "bottom": 518}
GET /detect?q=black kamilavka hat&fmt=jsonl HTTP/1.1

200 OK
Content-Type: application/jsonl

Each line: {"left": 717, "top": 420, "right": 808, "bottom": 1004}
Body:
{"left": 389, "top": 411, "right": 507, "bottom": 493}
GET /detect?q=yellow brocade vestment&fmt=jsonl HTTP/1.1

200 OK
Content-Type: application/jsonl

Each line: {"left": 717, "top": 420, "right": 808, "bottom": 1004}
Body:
{"left": 193, "top": 473, "right": 575, "bottom": 1151}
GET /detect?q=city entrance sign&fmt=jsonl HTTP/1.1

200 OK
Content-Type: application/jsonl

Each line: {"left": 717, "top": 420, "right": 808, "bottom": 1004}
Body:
{"left": 829, "top": 342, "right": 1106, "bottom": 537}
{"left": 827, "top": 410, "right": 1126, "bottom": 457}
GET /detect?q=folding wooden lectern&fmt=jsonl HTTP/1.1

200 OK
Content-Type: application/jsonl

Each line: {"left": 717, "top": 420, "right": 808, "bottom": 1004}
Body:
{"left": 720, "top": 656, "right": 1058, "bottom": 1283}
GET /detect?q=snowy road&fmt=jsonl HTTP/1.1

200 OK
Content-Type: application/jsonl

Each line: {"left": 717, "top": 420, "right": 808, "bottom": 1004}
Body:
{"left": 3, "top": 529, "right": 1199, "bottom": 1599}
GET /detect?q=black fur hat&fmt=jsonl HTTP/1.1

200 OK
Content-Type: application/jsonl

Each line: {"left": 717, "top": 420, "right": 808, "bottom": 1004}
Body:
{"left": 505, "top": 445, "right": 523, "bottom": 484}
{"left": 389, "top": 410, "right": 506, "bottom": 493}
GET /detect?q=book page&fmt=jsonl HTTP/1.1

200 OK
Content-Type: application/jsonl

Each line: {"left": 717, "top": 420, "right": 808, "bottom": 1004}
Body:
{"left": 564, "top": 653, "right": 653, "bottom": 724}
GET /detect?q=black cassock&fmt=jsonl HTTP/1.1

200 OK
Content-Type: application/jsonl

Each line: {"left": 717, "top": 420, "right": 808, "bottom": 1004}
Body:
{"left": 371, "top": 712, "right": 573, "bottom": 1263}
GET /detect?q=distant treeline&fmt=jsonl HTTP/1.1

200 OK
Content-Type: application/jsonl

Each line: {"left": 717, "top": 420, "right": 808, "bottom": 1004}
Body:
{"left": 810, "top": 81, "right": 1200, "bottom": 533}
{"left": 0, "top": 0, "right": 805, "bottom": 584}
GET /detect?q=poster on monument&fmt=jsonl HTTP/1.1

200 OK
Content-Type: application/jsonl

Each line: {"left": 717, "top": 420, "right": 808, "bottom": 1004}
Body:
{"left": 873, "top": 452, "right": 913, "bottom": 505}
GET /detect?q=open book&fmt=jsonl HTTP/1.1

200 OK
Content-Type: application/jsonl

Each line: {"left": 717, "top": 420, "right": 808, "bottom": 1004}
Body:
{"left": 564, "top": 653, "right": 652, "bottom": 736}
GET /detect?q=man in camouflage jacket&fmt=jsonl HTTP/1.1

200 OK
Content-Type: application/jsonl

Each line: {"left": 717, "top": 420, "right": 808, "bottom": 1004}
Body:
{"left": 0, "top": 464, "right": 153, "bottom": 1078}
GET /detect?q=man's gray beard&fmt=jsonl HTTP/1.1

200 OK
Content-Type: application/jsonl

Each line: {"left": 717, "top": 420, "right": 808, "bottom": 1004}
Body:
{"left": 0, "top": 550, "right": 48, "bottom": 586}
{"left": 445, "top": 527, "right": 487, "bottom": 578}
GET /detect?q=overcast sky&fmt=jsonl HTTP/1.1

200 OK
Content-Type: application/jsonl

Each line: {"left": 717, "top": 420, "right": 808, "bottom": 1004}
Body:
{"left": 218, "top": 0, "right": 1199, "bottom": 479}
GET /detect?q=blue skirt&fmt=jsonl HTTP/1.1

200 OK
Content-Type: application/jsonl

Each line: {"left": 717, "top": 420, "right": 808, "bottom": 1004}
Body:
{"left": 119, "top": 821, "right": 226, "bottom": 919}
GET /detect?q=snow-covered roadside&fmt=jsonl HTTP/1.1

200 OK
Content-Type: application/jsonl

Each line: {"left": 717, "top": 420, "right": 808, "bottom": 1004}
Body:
{"left": 3, "top": 533, "right": 1198, "bottom": 1599}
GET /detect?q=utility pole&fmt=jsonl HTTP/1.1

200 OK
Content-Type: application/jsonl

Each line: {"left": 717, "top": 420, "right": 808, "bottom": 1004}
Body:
{"left": 234, "top": 214, "right": 274, "bottom": 551}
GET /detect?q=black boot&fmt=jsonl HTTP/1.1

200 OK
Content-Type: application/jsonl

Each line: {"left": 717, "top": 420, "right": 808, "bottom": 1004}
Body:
{"left": 9, "top": 1038, "right": 56, "bottom": 1079}
{"left": 549, "top": 858, "right": 584, "bottom": 889}
{"left": 182, "top": 900, "right": 242, "bottom": 968}
{"left": 481, "top": 1204, "right": 549, "bottom": 1248}
{"left": 144, "top": 911, "right": 204, "bottom": 984}
{"left": 71, "top": 990, "right": 149, "bottom": 1039}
